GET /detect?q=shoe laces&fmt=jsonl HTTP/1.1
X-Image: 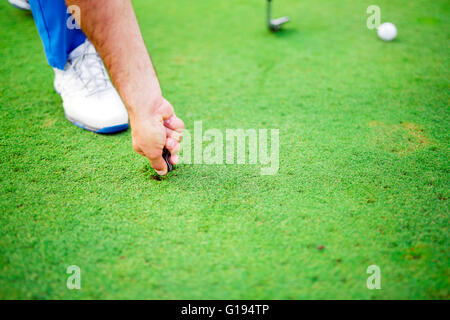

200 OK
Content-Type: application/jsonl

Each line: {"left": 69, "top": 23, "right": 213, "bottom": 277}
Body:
{"left": 69, "top": 41, "right": 111, "bottom": 96}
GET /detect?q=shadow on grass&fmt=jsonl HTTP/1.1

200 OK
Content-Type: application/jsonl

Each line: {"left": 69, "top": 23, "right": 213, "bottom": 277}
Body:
{"left": 269, "top": 28, "right": 300, "bottom": 39}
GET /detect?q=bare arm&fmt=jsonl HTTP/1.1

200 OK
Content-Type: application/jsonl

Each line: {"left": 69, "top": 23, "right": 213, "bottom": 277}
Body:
{"left": 66, "top": 0, "right": 184, "bottom": 175}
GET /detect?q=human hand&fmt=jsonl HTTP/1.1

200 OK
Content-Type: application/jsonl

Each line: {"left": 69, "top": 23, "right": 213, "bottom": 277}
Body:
{"left": 130, "top": 97, "right": 184, "bottom": 175}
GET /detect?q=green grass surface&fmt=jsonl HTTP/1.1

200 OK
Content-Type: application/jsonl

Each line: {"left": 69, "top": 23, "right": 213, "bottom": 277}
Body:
{"left": 0, "top": 0, "right": 449, "bottom": 299}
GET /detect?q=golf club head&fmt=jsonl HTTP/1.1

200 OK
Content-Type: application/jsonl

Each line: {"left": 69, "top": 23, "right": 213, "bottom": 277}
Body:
{"left": 269, "top": 16, "right": 290, "bottom": 32}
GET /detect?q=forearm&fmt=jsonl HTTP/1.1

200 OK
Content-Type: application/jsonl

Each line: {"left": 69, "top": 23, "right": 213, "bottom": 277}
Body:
{"left": 65, "top": 0, "right": 161, "bottom": 120}
{"left": 65, "top": 0, "right": 184, "bottom": 175}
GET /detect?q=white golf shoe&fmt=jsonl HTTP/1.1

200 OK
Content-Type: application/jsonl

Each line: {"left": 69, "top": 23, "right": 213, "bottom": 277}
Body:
{"left": 54, "top": 40, "right": 129, "bottom": 133}
{"left": 8, "top": 0, "right": 30, "bottom": 10}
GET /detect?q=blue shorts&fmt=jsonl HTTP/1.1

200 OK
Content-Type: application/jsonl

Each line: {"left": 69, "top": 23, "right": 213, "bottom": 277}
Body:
{"left": 29, "top": 0, "right": 86, "bottom": 70}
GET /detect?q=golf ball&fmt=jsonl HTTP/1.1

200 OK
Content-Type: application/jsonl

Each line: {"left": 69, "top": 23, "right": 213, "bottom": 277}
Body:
{"left": 377, "top": 22, "right": 397, "bottom": 41}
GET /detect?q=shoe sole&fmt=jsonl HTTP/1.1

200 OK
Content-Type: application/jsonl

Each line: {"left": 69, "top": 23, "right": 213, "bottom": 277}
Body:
{"left": 65, "top": 114, "right": 129, "bottom": 134}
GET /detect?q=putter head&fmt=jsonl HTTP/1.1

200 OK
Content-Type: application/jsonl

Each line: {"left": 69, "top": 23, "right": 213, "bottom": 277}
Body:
{"left": 269, "top": 16, "right": 290, "bottom": 32}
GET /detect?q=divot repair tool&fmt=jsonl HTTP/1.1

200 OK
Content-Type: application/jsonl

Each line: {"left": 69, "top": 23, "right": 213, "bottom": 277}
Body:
{"left": 162, "top": 147, "right": 173, "bottom": 173}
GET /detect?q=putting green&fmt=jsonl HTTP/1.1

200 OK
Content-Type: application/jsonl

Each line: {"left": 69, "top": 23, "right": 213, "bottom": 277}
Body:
{"left": 0, "top": 0, "right": 448, "bottom": 299}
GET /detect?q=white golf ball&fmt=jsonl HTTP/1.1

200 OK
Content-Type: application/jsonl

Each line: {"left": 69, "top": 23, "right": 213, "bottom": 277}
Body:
{"left": 377, "top": 22, "right": 397, "bottom": 41}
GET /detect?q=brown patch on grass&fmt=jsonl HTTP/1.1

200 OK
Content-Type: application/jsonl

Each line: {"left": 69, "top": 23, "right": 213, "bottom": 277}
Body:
{"left": 141, "top": 164, "right": 165, "bottom": 181}
{"left": 172, "top": 56, "right": 200, "bottom": 66}
{"left": 400, "top": 122, "right": 429, "bottom": 146}
{"left": 172, "top": 56, "right": 187, "bottom": 65}
{"left": 369, "top": 121, "right": 432, "bottom": 154}
{"left": 405, "top": 245, "right": 429, "bottom": 261}
{"left": 151, "top": 175, "right": 162, "bottom": 181}
{"left": 42, "top": 118, "right": 57, "bottom": 128}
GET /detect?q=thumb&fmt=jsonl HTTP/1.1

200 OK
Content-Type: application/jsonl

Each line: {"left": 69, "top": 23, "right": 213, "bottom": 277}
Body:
{"left": 159, "top": 99, "right": 175, "bottom": 121}
{"left": 150, "top": 155, "right": 168, "bottom": 176}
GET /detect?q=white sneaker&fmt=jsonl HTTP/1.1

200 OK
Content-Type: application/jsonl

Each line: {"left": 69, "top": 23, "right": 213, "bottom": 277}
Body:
{"left": 54, "top": 40, "right": 129, "bottom": 133}
{"left": 9, "top": 0, "right": 30, "bottom": 11}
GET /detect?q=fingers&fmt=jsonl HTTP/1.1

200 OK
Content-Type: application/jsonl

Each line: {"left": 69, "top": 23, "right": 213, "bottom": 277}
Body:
{"left": 149, "top": 153, "right": 169, "bottom": 176}
{"left": 164, "top": 115, "right": 185, "bottom": 133}
{"left": 149, "top": 140, "right": 179, "bottom": 174}
{"left": 165, "top": 127, "right": 182, "bottom": 142}
{"left": 165, "top": 119, "right": 183, "bottom": 166}
{"left": 132, "top": 98, "right": 184, "bottom": 176}
{"left": 158, "top": 99, "right": 175, "bottom": 121}
{"left": 170, "top": 154, "right": 179, "bottom": 165}
{"left": 165, "top": 137, "right": 181, "bottom": 154}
